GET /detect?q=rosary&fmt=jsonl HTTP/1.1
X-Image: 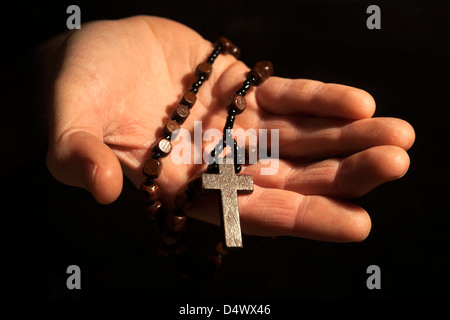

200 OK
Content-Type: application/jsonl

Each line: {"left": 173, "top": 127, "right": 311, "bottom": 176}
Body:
{"left": 139, "top": 37, "right": 273, "bottom": 259}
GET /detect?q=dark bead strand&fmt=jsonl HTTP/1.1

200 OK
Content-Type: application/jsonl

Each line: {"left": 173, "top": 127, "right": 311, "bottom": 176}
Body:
{"left": 190, "top": 78, "right": 203, "bottom": 94}
{"left": 223, "top": 114, "right": 235, "bottom": 134}
{"left": 144, "top": 177, "right": 154, "bottom": 185}
{"left": 234, "top": 141, "right": 243, "bottom": 174}
{"left": 206, "top": 46, "right": 222, "bottom": 64}
{"left": 152, "top": 152, "right": 161, "bottom": 160}
{"left": 209, "top": 61, "right": 274, "bottom": 174}
{"left": 210, "top": 137, "right": 225, "bottom": 157}
{"left": 141, "top": 37, "right": 241, "bottom": 257}
{"left": 236, "top": 79, "right": 252, "bottom": 96}
{"left": 206, "top": 163, "right": 219, "bottom": 174}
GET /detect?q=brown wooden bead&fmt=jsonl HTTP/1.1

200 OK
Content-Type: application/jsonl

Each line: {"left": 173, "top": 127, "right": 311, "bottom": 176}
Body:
{"left": 143, "top": 158, "right": 162, "bottom": 178}
{"left": 144, "top": 200, "right": 162, "bottom": 220}
{"left": 255, "top": 61, "right": 274, "bottom": 78}
{"left": 179, "top": 91, "right": 197, "bottom": 109}
{"left": 226, "top": 93, "right": 246, "bottom": 114}
{"left": 247, "top": 61, "right": 273, "bottom": 86}
{"left": 161, "top": 228, "right": 182, "bottom": 246}
{"left": 195, "top": 62, "right": 212, "bottom": 80}
{"left": 156, "top": 242, "right": 173, "bottom": 257}
{"left": 166, "top": 210, "right": 188, "bottom": 232}
{"left": 139, "top": 183, "right": 160, "bottom": 202}
{"left": 229, "top": 45, "right": 241, "bottom": 59}
{"left": 215, "top": 36, "right": 232, "bottom": 53}
{"left": 247, "top": 66, "right": 269, "bottom": 86}
{"left": 174, "top": 241, "right": 188, "bottom": 255}
{"left": 174, "top": 190, "right": 196, "bottom": 212}
{"left": 162, "top": 120, "right": 180, "bottom": 139}
{"left": 151, "top": 137, "right": 172, "bottom": 157}
{"left": 171, "top": 104, "right": 190, "bottom": 124}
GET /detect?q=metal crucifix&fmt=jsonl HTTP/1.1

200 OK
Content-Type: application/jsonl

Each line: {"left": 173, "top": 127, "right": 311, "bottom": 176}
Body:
{"left": 201, "top": 161, "right": 253, "bottom": 249}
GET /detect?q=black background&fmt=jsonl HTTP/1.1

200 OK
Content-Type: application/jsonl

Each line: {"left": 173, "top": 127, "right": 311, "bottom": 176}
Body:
{"left": 2, "top": 0, "right": 449, "bottom": 300}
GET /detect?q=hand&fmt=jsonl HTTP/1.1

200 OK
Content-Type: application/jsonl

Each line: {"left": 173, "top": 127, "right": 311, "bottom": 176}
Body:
{"left": 45, "top": 16, "right": 415, "bottom": 242}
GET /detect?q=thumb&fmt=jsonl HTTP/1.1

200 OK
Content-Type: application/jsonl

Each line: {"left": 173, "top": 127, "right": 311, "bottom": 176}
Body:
{"left": 46, "top": 130, "right": 123, "bottom": 204}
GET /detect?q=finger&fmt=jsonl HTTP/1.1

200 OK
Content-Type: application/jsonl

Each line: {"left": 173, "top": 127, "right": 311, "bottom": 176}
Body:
{"left": 187, "top": 185, "right": 371, "bottom": 242}
{"left": 242, "top": 145, "right": 411, "bottom": 198}
{"left": 240, "top": 186, "right": 371, "bottom": 242}
{"left": 255, "top": 117, "right": 415, "bottom": 160}
{"left": 46, "top": 130, "right": 123, "bottom": 204}
{"left": 255, "top": 77, "right": 376, "bottom": 119}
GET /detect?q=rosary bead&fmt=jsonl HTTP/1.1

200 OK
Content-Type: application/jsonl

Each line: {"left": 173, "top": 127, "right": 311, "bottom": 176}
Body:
{"left": 245, "top": 145, "right": 258, "bottom": 163}
{"left": 206, "top": 48, "right": 220, "bottom": 64}
{"left": 151, "top": 137, "right": 172, "bottom": 157}
{"left": 246, "top": 67, "right": 267, "bottom": 86}
{"left": 247, "top": 61, "right": 274, "bottom": 86}
{"left": 195, "top": 62, "right": 212, "bottom": 80}
{"left": 175, "top": 190, "right": 196, "bottom": 212}
{"left": 229, "top": 45, "right": 241, "bottom": 59}
{"left": 247, "top": 74, "right": 257, "bottom": 85}
{"left": 190, "top": 77, "right": 205, "bottom": 93}
{"left": 215, "top": 36, "right": 232, "bottom": 54}
{"left": 174, "top": 241, "right": 188, "bottom": 254}
{"left": 171, "top": 104, "right": 190, "bottom": 124}
{"left": 223, "top": 128, "right": 232, "bottom": 138}
{"left": 255, "top": 61, "right": 274, "bottom": 77}
{"left": 162, "top": 120, "right": 181, "bottom": 140}
{"left": 210, "top": 139, "right": 225, "bottom": 158}
{"left": 152, "top": 152, "right": 161, "bottom": 160}
{"left": 144, "top": 200, "right": 162, "bottom": 220}
{"left": 166, "top": 210, "right": 188, "bottom": 232}
{"left": 179, "top": 91, "right": 197, "bottom": 109}
{"left": 214, "top": 37, "right": 240, "bottom": 57}
{"left": 161, "top": 228, "right": 182, "bottom": 246}
{"left": 143, "top": 158, "right": 162, "bottom": 179}
{"left": 144, "top": 178, "right": 154, "bottom": 187}
{"left": 139, "top": 183, "right": 160, "bottom": 202}
{"left": 157, "top": 242, "right": 173, "bottom": 257}
{"left": 207, "top": 163, "right": 219, "bottom": 173}
{"left": 226, "top": 93, "right": 246, "bottom": 114}
{"left": 224, "top": 113, "right": 235, "bottom": 130}
{"left": 236, "top": 80, "right": 251, "bottom": 96}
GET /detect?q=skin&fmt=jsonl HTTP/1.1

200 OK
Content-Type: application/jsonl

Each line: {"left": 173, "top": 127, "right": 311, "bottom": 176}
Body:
{"left": 44, "top": 16, "right": 415, "bottom": 243}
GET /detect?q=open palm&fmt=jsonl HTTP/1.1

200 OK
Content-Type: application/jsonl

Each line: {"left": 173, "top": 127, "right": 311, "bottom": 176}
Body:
{"left": 45, "top": 16, "right": 415, "bottom": 242}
